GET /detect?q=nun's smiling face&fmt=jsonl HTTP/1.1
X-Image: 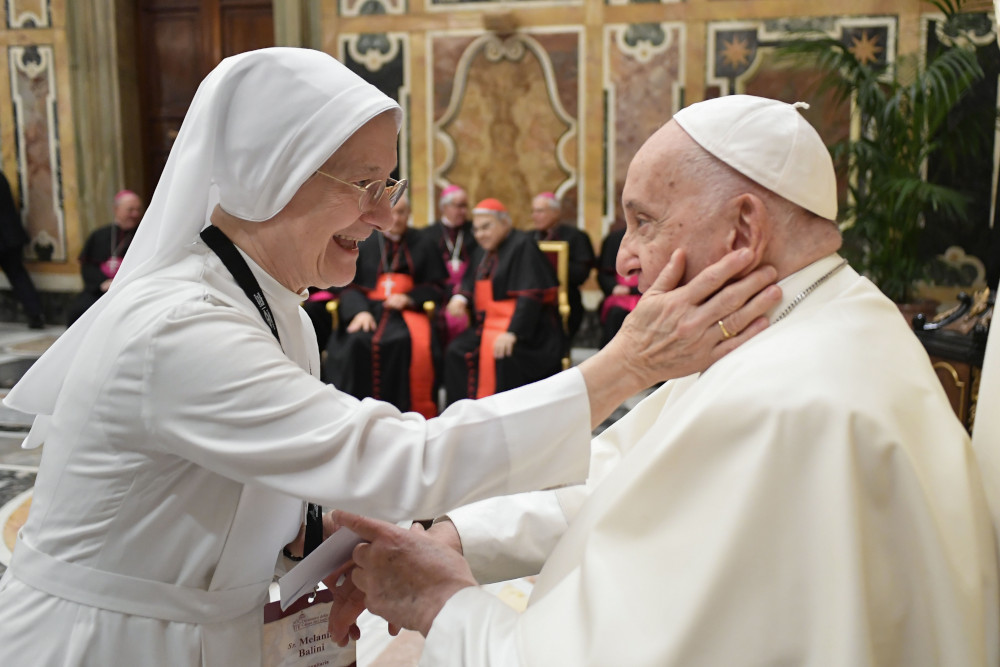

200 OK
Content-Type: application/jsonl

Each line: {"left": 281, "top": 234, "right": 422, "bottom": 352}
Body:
{"left": 264, "top": 111, "right": 400, "bottom": 291}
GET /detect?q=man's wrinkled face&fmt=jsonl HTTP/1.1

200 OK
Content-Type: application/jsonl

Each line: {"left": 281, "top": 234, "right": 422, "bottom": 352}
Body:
{"left": 441, "top": 193, "right": 469, "bottom": 226}
{"left": 617, "top": 122, "right": 730, "bottom": 293}
{"left": 388, "top": 197, "right": 410, "bottom": 237}
{"left": 530, "top": 197, "right": 560, "bottom": 231}
{"left": 114, "top": 195, "right": 143, "bottom": 231}
{"left": 472, "top": 212, "right": 509, "bottom": 252}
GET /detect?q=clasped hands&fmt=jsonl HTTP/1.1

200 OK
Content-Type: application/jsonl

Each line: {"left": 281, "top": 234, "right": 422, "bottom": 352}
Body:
{"left": 346, "top": 295, "right": 414, "bottom": 333}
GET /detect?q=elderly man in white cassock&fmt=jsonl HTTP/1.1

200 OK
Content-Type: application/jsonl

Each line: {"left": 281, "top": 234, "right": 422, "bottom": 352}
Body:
{"left": 329, "top": 95, "right": 1000, "bottom": 666}
{"left": 969, "top": 0, "right": 1000, "bottom": 652}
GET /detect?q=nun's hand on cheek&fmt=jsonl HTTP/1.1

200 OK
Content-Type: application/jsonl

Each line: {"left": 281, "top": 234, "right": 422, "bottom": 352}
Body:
{"left": 608, "top": 248, "right": 780, "bottom": 389}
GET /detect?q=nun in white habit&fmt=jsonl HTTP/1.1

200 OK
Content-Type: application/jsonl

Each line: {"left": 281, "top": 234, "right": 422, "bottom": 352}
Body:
{"left": 0, "top": 48, "right": 779, "bottom": 665}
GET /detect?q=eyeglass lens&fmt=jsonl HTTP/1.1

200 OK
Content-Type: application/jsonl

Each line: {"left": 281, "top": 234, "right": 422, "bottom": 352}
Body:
{"left": 359, "top": 179, "right": 407, "bottom": 211}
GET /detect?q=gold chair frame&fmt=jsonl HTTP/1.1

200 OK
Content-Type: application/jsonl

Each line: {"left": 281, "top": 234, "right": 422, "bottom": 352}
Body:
{"left": 538, "top": 240, "right": 572, "bottom": 370}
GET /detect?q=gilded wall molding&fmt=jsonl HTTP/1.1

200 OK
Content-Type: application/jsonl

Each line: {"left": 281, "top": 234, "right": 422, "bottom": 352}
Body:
{"left": 603, "top": 21, "right": 684, "bottom": 232}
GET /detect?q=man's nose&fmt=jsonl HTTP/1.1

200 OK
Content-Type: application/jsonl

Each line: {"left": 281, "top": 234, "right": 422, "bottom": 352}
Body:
{"left": 616, "top": 235, "right": 639, "bottom": 277}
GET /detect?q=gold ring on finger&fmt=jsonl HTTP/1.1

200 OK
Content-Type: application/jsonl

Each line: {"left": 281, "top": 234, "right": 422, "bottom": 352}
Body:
{"left": 718, "top": 319, "right": 735, "bottom": 340}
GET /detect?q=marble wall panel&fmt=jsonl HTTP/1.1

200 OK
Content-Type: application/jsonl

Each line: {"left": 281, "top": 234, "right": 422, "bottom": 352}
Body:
{"left": 340, "top": 31, "right": 409, "bottom": 183}
{"left": 603, "top": 22, "right": 683, "bottom": 231}
{"left": 429, "top": 30, "right": 580, "bottom": 229}
{"left": 8, "top": 44, "right": 64, "bottom": 262}
{"left": 6, "top": 0, "right": 50, "bottom": 29}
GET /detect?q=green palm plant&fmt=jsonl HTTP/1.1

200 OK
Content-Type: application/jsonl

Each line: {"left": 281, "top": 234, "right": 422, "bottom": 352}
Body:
{"left": 780, "top": 0, "right": 988, "bottom": 302}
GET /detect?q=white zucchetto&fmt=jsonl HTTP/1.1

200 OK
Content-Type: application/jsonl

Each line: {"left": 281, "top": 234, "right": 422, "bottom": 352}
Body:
{"left": 673, "top": 95, "right": 838, "bottom": 221}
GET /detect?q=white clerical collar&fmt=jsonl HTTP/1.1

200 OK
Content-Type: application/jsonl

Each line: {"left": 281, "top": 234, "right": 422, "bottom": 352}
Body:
{"left": 766, "top": 253, "right": 848, "bottom": 324}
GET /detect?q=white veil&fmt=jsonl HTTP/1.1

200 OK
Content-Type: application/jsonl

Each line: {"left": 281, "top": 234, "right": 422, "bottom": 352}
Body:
{"left": 5, "top": 47, "right": 401, "bottom": 418}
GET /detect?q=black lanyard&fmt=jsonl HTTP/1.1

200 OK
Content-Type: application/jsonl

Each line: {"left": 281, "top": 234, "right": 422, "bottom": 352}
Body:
{"left": 200, "top": 225, "right": 323, "bottom": 557}
{"left": 200, "top": 225, "right": 281, "bottom": 345}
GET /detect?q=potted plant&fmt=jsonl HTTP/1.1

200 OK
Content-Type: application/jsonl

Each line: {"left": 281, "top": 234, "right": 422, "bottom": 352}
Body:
{"left": 780, "top": 0, "right": 990, "bottom": 306}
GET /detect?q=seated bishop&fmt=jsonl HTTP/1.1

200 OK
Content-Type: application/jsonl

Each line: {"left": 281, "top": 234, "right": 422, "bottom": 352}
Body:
{"left": 444, "top": 198, "right": 565, "bottom": 405}
{"left": 324, "top": 195, "right": 448, "bottom": 418}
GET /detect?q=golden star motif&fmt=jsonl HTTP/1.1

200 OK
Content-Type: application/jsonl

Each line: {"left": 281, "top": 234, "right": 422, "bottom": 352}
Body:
{"left": 720, "top": 35, "right": 752, "bottom": 69}
{"left": 849, "top": 30, "right": 883, "bottom": 66}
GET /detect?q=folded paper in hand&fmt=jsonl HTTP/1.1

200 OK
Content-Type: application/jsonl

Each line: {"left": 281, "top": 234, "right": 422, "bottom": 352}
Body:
{"left": 277, "top": 528, "right": 362, "bottom": 611}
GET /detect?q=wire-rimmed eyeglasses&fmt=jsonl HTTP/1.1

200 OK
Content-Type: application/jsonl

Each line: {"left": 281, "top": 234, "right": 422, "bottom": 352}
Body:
{"left": 315, "top": 169, "right": 408, "bottom": 213}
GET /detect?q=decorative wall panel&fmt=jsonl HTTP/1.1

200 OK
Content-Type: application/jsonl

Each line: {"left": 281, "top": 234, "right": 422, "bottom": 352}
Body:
{"left": 428, "top": 29, "right": 580, "bottom": 229}
{"left": 921, "top": 12, "right": 1000, "bottom": 262}
{"left": 5, "top": 0, "right": 50, "bottom": 29}
{"left": 603, "top": 22, "right": 684, "bottom": 231}
{"left": 8, "top": 44, "right": 64, "bottom": 261}
{"left": 340, "top": 31, "right": 409, "bottom": 184}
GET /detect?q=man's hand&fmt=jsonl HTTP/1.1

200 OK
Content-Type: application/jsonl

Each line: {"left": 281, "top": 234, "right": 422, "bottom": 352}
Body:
{"left": 493, "top": 332, "right": 516, "bottom": 358}
{"left": 325, "top": 517, "right": 465, "bottom": 643}
{"left": 611, "top": 284, "right": 631, "bottom": 296}
{"left": 347, "top": 311, "right": 377, "bottom": 333}
{"left": 383, "top": 294, "right": 411, "bottom": 311}
{"left": 331, "top": 510, "right": 477, "bottom": 638}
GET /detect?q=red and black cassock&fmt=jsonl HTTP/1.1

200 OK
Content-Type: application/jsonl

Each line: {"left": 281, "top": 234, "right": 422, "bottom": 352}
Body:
{"left": 444, "top": 229, "right": 565, "bottom": 405}
{"left": 324, "top": 228, "right": 448, "bottom": 418}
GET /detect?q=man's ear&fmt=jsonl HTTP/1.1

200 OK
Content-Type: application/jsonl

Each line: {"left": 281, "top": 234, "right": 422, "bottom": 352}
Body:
{"left": 725, "top": 193, "right": 767, "bottom": 263}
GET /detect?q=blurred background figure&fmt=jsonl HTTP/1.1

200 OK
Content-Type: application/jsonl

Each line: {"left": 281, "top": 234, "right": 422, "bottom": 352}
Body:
{"left": 596, "top": 226, "right": 639, "bottom": 348}
{"left": 66, "top": 190, "right": 142, "bottom": 326}
{"left": 444, "top": 198, "right": 564, "bottom": 405}
{"left": 0, "top": 169, "right": 45, "bottom": 329}
{"left": 325, "top": 195, "right": 448, "bottom": 418}
{"left": 530, "top": 191, "right": 594, "bottom": 343}
{"left": 424, "top": 185, "right": 477, "bottom": 343}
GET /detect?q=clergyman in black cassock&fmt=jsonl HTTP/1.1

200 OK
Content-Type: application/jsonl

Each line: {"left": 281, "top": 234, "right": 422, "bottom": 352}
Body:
{"left": 444, "top": 198, "right": 565, "bottom": 406}
{"left": 423, "top": 185, "right": 478, "bottom": 343}
{"left": 530, "top": 191, "right": 595, "bottom": 342}
{"left": 325, "top": 198, "right": 448, "bottom": 418}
